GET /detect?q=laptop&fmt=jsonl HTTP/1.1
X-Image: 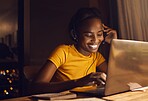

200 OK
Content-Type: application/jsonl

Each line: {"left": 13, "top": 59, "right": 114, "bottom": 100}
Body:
{"left": 70, "top": 39, "right": 148, "bottom": 97}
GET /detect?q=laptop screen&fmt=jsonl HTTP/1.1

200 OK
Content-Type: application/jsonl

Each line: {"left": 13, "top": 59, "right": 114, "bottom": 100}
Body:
{"left": 105, "top": 39, "right": 148, "bottom": 96}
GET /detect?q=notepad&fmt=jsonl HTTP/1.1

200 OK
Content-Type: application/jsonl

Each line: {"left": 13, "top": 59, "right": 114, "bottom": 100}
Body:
{"left": 31, "top": 91, "right": 77, "bottom": 100}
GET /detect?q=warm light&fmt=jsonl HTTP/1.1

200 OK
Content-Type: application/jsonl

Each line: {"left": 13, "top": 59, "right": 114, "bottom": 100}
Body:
{"left": 10, "top": 87, "right": 13, "bottom": 90}
{"left": 0, "top": 70, "right": 6, "bottom": 75}
{"left": 0, "top": 70, "right": 2, "bottom": 74}
{"left": 4, "top": 90, "right": 9, "bottom": 95}
{"left": 12, "top": 69, "right": 15, "bottom": 73}
{"left": 7, "top": 78, "right": 10, "bottom": 80}
{"left": 10, "top": 74, "right": 13, "bottom": 77}
{"left": 9, "top": 80, "right": 12, "bottom": 83}
{"left": 4, "top": 90, "right": 7, "bottom": 93}
{"left": 6, "top": 70, "right": 9, "bottom": 73}
{"left": 3, "top": 71, "right": 6, "bottom": 75}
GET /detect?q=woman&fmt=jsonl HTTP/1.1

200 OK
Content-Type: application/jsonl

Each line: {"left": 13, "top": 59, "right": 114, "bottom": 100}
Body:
{"left": 30, "top": 7, "right": 117, "bottom": 94}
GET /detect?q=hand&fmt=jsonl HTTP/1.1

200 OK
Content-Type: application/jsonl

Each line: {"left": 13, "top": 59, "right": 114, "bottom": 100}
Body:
{"left": 103, "top": 24, "right": 117, "bottom": 44}
{"left": 75, "top": 72, "right": 106, "bottom": 87}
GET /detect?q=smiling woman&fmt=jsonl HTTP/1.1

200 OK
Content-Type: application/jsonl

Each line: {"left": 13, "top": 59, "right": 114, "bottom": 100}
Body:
{"left": 30, "top": 7, "right": 117, "bottom": 95}
{"left": 73, "top": 18, "right": 103, "bottom": 55}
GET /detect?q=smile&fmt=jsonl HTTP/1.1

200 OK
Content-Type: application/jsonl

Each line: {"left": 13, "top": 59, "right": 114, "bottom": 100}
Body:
{"left": 88, "top": 45, "right": 98, "bottom": 49}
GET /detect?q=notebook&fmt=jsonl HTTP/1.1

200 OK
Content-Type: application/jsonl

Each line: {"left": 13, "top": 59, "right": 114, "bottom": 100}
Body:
{"left": 31, "top": 91, "right": 77, "bottom": 100}
{"left": 71, "top": 39, "right": 148, "bottom": 97}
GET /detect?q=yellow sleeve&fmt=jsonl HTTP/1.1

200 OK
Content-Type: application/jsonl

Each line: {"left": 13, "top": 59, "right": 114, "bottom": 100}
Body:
{"left": 48, "top": 45, "right": 68, "bottom": 68}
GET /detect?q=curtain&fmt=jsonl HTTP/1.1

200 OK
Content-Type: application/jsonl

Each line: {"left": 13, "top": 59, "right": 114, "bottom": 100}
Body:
{"left": 117, "top": 0, "right": 148, "bottom": 41}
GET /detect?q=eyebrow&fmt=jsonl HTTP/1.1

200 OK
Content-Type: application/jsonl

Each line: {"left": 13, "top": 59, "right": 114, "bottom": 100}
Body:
{"left": 98, "top": 30, "right": 104, "bottom": 33}
{"left": 83, "top": 30, "right": 103, "bottom": 33}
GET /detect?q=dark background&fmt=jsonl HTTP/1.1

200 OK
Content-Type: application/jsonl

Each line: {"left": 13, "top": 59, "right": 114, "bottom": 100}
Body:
{"left": 0, "top": 0, "right": 118, "bottom": 98}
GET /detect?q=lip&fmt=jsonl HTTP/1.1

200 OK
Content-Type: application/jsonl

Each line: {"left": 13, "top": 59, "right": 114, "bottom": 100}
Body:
{"left": 88, "top": 44, "right": 98, "bottom": 50}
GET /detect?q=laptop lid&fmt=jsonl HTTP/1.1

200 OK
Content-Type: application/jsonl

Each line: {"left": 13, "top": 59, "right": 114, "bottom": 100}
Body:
{"left": 70, "top": 39, "right": 148, "bottom": 97}
{"left": 104, "top": 39, "right": 148, "bottom": 96}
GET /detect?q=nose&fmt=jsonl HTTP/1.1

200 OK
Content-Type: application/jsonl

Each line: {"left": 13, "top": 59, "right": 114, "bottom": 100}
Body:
{"left": 91, "top": 35, "right": 100, "bottom": 43}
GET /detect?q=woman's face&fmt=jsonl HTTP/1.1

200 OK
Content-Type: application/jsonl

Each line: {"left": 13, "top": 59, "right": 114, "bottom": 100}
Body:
{"left": 76, "top": 18, "right": 104, "bottom": 56}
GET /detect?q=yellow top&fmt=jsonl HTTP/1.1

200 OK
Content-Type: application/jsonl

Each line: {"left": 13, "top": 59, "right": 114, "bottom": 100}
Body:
{"left": 48, "top": 44, "right": 105, "bottom": 81}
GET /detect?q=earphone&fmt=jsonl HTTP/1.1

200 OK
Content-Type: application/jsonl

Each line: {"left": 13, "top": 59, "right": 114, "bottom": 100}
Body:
{"left": 70, "top": 23, "right": 78, "bottom": 42}
{"left": 71, "top": 29, "right": 78, "bottom": 41}
{"left": 85, "top": 53, "right": 98, "bottom": 75}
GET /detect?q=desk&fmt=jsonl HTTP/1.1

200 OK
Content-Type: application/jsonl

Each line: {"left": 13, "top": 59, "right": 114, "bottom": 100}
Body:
{"left": 2, "top": 90, "right": 148, "bottom": 101}
{"left": 103, "top": 90, "right": 148, "bottom": 101}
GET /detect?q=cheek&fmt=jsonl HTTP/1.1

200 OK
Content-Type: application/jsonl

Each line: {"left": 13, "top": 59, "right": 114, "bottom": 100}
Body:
{"left": 102, "top": 36, "right": 104, "bottom": 41}
{"left": 98, "top": 36, "right": 104, "bottom": 41}
{"left": 79, "top": 36, "right": 88, "bottom": 42}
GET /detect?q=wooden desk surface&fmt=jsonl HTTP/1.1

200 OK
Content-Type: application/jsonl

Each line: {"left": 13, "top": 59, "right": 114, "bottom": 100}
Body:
{"left": 2, "top": 90, "right": 148, "bottom": 101}
{"left": 103, "top": 90, "right": 148, "bottom": 101}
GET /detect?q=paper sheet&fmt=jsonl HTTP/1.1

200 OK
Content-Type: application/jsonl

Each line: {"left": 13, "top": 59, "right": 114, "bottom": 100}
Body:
{"left": 127, "top": 82, "right": 148, "bottom": 92}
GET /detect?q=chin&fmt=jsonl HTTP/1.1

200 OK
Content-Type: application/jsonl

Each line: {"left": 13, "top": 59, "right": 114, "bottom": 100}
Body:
{"left": 90, "top": 49, "right": 98, "bottom": 53}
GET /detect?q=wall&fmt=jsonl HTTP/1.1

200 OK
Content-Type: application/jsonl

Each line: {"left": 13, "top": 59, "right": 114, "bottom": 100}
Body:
{"left": 24, "top": 0, "right": 112, "bottom": 66}
{"left": 27, "top": 0, "right": 90, "bottom": 65}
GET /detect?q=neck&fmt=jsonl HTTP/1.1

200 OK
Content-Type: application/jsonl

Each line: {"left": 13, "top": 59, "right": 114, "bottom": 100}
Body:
{"left": 74, "top": 44, "right": 91, "bottom": 56}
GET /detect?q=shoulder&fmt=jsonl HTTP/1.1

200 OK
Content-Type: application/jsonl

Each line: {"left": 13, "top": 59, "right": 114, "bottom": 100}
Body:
{"left": 57, "top": 44, "right": 71, "bottom": 48}
{"left": 55, "top": 44, "right": 73, "bottom": 51}
{"left": 51, "top": 44, "right": 74, "bottom": 55}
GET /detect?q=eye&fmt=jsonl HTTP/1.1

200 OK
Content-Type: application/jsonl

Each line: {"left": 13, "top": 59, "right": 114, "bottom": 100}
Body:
{"left": 84, "top": 32, "right": 93, "bottom": 37}
{"left": 97, "top": 31, "right": 103, "bottom": 37}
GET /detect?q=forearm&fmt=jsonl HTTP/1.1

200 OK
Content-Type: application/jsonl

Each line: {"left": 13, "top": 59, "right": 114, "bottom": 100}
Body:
{"left": 29, "top": 80, "right": 78, "bottom": 95}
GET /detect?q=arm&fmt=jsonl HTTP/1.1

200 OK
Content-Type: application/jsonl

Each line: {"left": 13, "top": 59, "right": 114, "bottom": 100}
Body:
{"left": 30, "top": 60, "right": 78, "bottom": 94}
{"left": 96, "top": 61, "right": 107, "bottom": 82}
{"left": 103, "top": 24, "right": 117, "bottom": 44}
{"left": 97, "top": 25, "right": 117, "bottom": 82}
{"left": 97, "top": 61, "right": 107, "bottom": 74}
{"left": 30, "top": 60, "right": 103, "bottom": 94}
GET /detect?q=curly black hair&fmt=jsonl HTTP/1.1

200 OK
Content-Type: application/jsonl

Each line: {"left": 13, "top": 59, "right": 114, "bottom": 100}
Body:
{"left": 68, "top": 7, "right": 103, "bottom": 42}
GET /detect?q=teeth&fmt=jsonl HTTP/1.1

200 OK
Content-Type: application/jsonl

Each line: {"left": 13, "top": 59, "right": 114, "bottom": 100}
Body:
{"left": 89, "top": 45, "right": 98, "bottom": 49}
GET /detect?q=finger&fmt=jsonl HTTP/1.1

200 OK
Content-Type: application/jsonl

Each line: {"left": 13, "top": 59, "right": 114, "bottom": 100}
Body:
{"left": 104, "top": 28, "right": 113, "bottom": 34}
{"left": 87, "top": 81, "right": 96, "bottom": 86}
{"left": 101, "top": 73, "right": 107, "bottom": 81}
{"left": 91, "top": 73, "right": 106, "bottom": 82}
{"left": 90, "top": 73, "right": 103, "bottom": 84}
{"left": 90, "top": 72, "right": 102, "bottom": 79}
{"left": 106, "top": 30, "right": 117, "bottom": 39}
{"left": 102, "top": 24, "right": 108, "bottom": 29}
{"left": 97, "top": 79, "right": 105, "bottom": 85}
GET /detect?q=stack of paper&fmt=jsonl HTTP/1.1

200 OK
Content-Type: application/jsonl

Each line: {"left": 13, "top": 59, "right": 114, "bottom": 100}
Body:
{"left": 31, "top": 91, "right": 77, "bottom": 100}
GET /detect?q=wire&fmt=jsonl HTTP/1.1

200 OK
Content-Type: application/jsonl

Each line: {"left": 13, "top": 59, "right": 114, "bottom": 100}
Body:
{"left": 85, "top": 53, "right": 98, "bottom": 75}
